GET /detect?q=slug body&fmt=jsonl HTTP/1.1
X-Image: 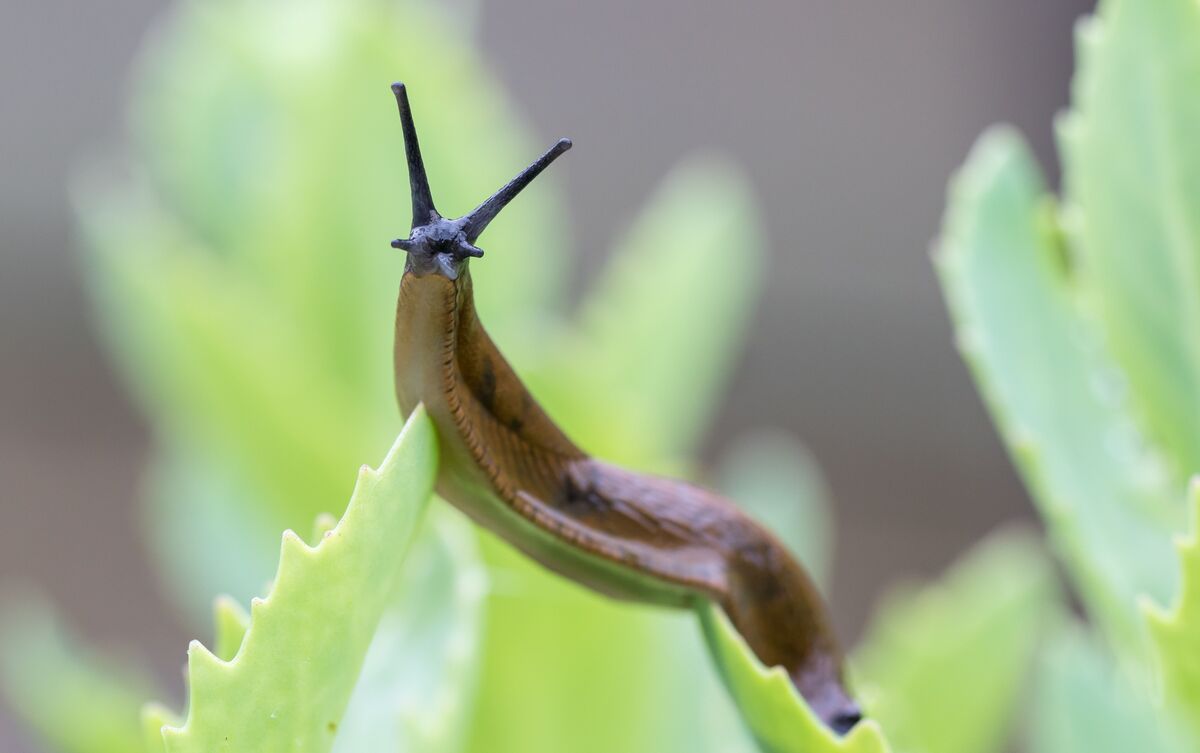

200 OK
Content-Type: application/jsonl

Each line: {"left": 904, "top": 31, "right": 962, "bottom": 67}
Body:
{"left": 388, "top": 83, "right": 861, "bottom": 734}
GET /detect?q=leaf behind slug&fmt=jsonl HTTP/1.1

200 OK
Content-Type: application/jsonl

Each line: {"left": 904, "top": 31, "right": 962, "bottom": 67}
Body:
{"left": 698, "top": 603, "right": 892, "bottom": 753}
{"left": 1058, "top": 0, "right": 1200, "bottom": 479}
{"left": 149, "top": 407, "right": 438, "bottom": 753}
{"left": 934, "top": 127, "right": 1183, "bottom": 652}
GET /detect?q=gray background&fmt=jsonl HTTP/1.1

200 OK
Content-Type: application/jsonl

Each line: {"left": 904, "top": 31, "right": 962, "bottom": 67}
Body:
{"left": 0, "top": 1, "right": 1092, "bottom": 749}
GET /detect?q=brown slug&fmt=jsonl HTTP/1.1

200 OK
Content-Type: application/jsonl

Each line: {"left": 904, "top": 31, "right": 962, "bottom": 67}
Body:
{"left": 388, "top": 83, "right": 861, "bottom": 735}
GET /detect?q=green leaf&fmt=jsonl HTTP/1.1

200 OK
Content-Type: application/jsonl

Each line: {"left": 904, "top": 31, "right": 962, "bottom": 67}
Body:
{"left": 1058, "top": 0, "right": 1200, "bottom": 477}
{"left": 852, "top": 529, "right": 1056, "bottom": 753}
{"left": 1027, "top": 624, "right": 1186, "bottom": 753}
{"left": 717, "top": 429, "right": 834, "bottom": 589}
{"left": 524, "top": 156, "right": 764, "bottom": 468}
{"left": 212, "top": 596, "right": 250, "bottom": 662}
{"left": 935, "top": 126, "right": 1182, "bottom": 649}
{"left": 151, "top": 406, "right": 438, "bottom": 752}
{"left": 1144, "top": 478, "right": 1200, "bottom": 741}
{"left": 153, "top": 495, "right": 486, "bottom": 753}
{"left": 697, "top": 603, "right": 892, "bottom": 753}
{"left": 0, "top": 597, "right": 159, "bottom": 753}
{"left": 145, "top": 447, "right": 488, "bottom": 753}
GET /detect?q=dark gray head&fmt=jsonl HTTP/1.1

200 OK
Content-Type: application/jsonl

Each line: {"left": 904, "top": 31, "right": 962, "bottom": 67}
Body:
{"left": 389, "top": 82, "right": 572, "bottom": 280}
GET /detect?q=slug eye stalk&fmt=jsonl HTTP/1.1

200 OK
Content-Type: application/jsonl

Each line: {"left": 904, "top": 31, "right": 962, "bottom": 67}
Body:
{"left": 389, "top": 82, "right": 572, "bottom": 279}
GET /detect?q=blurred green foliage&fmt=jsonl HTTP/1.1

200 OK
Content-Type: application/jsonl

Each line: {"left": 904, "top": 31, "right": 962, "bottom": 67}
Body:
{"left": 0, "top": 598, "right": 156, "bottom": 753}
{"left": 5, "top": 0, "right": 1199, "bottom": 751}
{"left": 936, "top": 125, "right": 1181, "bottom": 652}
{"left": 852, "top": 531, "right": 1055, "bottom": 753}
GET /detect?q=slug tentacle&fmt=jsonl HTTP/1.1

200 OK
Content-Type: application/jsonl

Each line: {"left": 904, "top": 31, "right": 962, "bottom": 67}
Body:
{"left": 388, "top": 83, "right": 861, "bottom": 735}
{"left": 459, "top": 137, "right": 573, "bottom": 243}
{"left": 389, "top": 82, "right": 570, "bottom": 279}
{"left": 391, "top": 83, "right": 438, "bottom": 227}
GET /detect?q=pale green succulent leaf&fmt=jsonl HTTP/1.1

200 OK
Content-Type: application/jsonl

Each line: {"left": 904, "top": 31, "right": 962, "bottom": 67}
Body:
{"left": 153, "top": 407, "right": 437, "bottom": 753}
{"left": 853, "top": 530, "right": 1056, "bottom": 753}
{"left": 1058, "top": 0, "right": 1200, "bottom": 477}
{"left": 145, "top": 446, "right": 487, "bottom": 753}
{"left": 935, "top": 126, "right": 1182, "bottom": 649}
{"left": 310, "top": 514, "right": 339, "bottom": 543}
{"left": 76, "top": 1, "right": 805, "bottom": 751}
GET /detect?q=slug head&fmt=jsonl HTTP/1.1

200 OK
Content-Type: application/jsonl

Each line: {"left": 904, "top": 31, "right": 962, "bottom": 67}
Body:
{"left": 389, "top": 83, "right": 571, "bottom": 280}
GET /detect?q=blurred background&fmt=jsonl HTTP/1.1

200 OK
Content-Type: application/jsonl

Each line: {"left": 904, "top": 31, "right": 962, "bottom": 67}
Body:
{"left": 0, "top": 0, "right": 1093, "bottom": 750}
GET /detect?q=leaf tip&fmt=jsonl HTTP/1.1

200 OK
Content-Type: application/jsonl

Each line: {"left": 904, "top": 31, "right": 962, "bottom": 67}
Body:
{"left": 186, "top": 639, "right": 227, "bottom": 686}
{"left": 281, "top": 528, "right": 312, "bottom": 552}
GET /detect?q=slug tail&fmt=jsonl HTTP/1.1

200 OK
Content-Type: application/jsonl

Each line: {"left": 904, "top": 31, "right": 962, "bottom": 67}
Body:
{"left": 391, "top": 82, "right": 439, "bottom": 227}
{"left": 720, "top": 540, "right": 863, "bottom": 735}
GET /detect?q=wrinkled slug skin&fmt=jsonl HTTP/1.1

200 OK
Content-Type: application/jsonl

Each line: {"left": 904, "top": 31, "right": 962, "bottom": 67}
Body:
{"left": 394, "top": 268, "right": 858, "bottom": 728}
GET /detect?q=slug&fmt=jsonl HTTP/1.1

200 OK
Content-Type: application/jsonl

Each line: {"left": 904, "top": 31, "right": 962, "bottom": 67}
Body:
{"left": 388, "top": 83, "right": 862, "bottom": 735}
